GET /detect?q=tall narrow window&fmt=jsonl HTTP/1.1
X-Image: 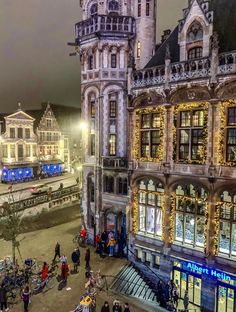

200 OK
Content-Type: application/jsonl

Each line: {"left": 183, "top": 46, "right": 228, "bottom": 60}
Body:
{"left": 109, "top": 134, "right": 116, "bottom": 156}
{"left": 90, "top": 3, "right": 98, "bottom": 17}
{"left": 10, "top": 128, "right": 15, "bottom": 139}
{"left": 25, "top": 128, "right": 30, "bottom": 139}
{"left": 138, "top": 0, "right": 141, "bottom": 17}
{"left": 18, "top": 128, "right": 23, "bottom": 139}
{"left": 111, "top": 54, "right": 117, "bottom": 68}
{"left": 46, "top": 119, "right": 52, "bottom": 128}
{"left": 174, "top": 184, "right": 207, "bottom": 248}
{"left": 91, "top": 101, "right": 96, "bottom": 118}
{"left": 91, "top": 134, "right": 95, "bottom": 156}
{"left": 146, "top": 0, "right": 150, "bottom": 16}
{"left": 88, "top": 55, "right": 93, "bottom": 70}
{"left": 226, "top": 107, "right": 236, "bottom": 162}
{"left": 109, "top": 101, "right": 117, "bottom": 118}
{"left": 140, "top": 113, "right": 161, "bottom": 158}
{"left": 137, "top": 41, "right": 141, "bottom": 58}
{"left": 178, "top": 110, "right": 205, "bottom": 162}
{"left": 10, "top": 145, "right": 15, "bottom": 158}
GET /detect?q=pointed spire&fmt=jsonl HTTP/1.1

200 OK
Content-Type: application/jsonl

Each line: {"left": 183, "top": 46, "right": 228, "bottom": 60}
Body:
{"left": 17, "top": 102, "right": 22, "bottom": 111}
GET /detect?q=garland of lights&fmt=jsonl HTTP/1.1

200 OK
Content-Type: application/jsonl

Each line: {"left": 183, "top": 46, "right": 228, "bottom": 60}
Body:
{"left": 212, "top": 204, "right": 220, "bottom": 256}
{"left": 173, "top": 102, "right": 209, "bottom": 165}
{"left": 134, "top": 107, "right": 165, "bottom": 163}
{"left": 218, "top": 99, "right": 236, "bottom": 166}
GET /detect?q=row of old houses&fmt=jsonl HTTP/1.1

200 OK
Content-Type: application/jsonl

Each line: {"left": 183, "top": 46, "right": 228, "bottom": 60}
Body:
{"left": 0, "top": 103, "right": 81, "bottom": 183}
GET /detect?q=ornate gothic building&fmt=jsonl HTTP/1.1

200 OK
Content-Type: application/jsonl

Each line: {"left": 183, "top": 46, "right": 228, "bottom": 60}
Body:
{"left": 128, "top": 0, "right": 236, "bottom": 311}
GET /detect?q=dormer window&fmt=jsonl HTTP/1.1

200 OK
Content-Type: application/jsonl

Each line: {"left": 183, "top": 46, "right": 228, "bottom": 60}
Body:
{"left": 108, "top": 0, "right": 119, "bottom": 15}
{"left": 90, "top": 3, "right": 98, "bottom": 17}
{"left": 187, "top": 21, "right": 203, "bottom": 43}
{"left": 188, "top": 47, "right": 203, "bottom": 60}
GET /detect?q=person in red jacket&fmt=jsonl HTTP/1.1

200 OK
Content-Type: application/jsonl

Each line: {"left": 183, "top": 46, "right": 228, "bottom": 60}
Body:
{"left": 61, "top": 261, "right": 69, "bottom": 283}
{"left": 41, "top": 262, "right": 49, "bottom": 281}
{"left": 80, "top": 226, "right": 87, "bottom": 246}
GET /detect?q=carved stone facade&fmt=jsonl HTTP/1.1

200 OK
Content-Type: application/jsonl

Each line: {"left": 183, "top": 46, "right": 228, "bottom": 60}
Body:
{"left": 74, "top": 0, "right": 156, "bottom": 236}
{"left": 129, "top": 1, "right": 236, "bottom": 311}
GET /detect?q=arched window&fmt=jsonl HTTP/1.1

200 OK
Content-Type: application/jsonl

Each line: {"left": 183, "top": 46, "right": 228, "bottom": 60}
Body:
{"left": 188, "top": 47, "right": 203, "bottom": 60}
{"left": 218, "top": 191, "right": 236, "bottom": 257}
{"left": 104, "top": 176, "right": 114, "bottom": 193}
{"left": 187, "top": 21, "right": 203, "bottom": 43}
{"left": 118, "top": 177, "right": 128, "bottom": 195}
{"left": 138, "top": 179, "right": 164, "bottom": 237}
{"left": 174, "top": 184, "right": 207, "bottom": 248}
{"left": 108, "top": 0, "right": 119, "bottom": 13}
{"left": 90, "top": 3, "right": 98, "bottom": 17}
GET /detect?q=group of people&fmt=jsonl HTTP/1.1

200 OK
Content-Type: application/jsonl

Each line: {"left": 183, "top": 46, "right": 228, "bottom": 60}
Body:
{"left": 95, "top": 229, "right": 126, "bottom": 258}
{"left": 101, "top": 300, "right": 131, "bottom": 312}
{"left": 156, "top": 279, "right": 189, "bottom": 311}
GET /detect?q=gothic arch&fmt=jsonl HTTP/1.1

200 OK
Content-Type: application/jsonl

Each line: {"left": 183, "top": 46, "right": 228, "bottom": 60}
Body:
{"left": 85, "top": 0, "right": 98, "bottom": 18}
{"left": 131, "top": 174, "right": 165, "bottom": 190}
{"left": 216, "top": 79, "right": 236, "bottom": 100}
{"left": 169, "top": 86, "right": 211, "bottom": 104}
{"left": 168, "top": 178, "right": 209, "bottom": 195}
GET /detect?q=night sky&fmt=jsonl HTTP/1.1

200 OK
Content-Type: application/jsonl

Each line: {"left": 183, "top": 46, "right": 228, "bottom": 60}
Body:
{"left": 0, "top": 0, "right": 187, "bottom": 113}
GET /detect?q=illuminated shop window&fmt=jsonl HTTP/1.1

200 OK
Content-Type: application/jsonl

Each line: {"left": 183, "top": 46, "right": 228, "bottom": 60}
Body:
{"left": 138, "top": 179, "right": 164, "bottom": 237}
{"left": 174, "top": 184, "right": 207, "bottom": 249}
{"left": 178, "top": 110, "right": 204, "bottom": 161}
{"left": 140, "top": 113, "right": 161, "bottom": 158}
{"left": 219, "top": 191, "right": 236, "bottom": 257}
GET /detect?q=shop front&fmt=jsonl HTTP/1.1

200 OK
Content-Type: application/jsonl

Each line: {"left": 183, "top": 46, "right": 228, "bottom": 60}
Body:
{"left": 173, "top": 260, "right": 236, "bottom": 312}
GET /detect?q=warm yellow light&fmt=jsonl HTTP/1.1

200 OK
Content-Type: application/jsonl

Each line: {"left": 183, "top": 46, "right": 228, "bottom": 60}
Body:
{"left": 79, "top": 121, "right": 88, "bottom": 131}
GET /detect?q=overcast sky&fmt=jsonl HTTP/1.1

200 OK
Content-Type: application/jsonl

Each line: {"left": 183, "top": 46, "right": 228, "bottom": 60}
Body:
{"left": 0, "top": 0, "right": 187, "bottom": 113}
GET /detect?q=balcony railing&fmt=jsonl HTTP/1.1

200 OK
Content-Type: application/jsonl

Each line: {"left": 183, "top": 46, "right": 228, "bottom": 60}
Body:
{"left": 132, "top": 51, "right": 236, "bottom": 89}
{"left": 75, "top": 15, "right": 135, "bottom": 43}
{"left": 102, "top": 157, "right": 128, "bottom": 169}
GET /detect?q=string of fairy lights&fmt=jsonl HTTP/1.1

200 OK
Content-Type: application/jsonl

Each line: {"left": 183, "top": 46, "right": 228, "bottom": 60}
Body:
{"left": 131, "top": 100, "right": 236, "bottom": 258}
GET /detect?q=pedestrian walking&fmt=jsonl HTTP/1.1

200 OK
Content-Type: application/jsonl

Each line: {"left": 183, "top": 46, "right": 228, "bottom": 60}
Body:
{"left": 172, "top": 286, "right": 179, "bottom": 307}
{"left": 71, "top": 248, "right": 80, "bottom": 273}
{"left": 60, "top": 255, "right": 68, "bottom": 263}
{"left": 41, "top": 262, "right": 49, "bottom": 281}
{"left": 0, "top": 283, "right": 9, "bottom": 312}
{"left": 101, "top": 230, "right": 108, "bottom": 253}
{"left": 112, "top": 299, "right": 122, "bottom": 312}
{"left": 124, "top": 303, "right": 131, "bottom": 312}
{"left": 107, "top": 237, "right": 116, "bottom": 257}
{"left": 21, "top": 285, "right": 31, "bottom": 312}
{"left": 61, "top": 261, "right": 69, "bottom": 283}
{"left": 85, "top": 248, "right": 90, "bottom": 269}
{"left": 98, "top": 239, "right": 104, "bottom": 257}
{"left": 101, "top": 301, "right": 110, "bottom": 312}
{"left": 53, "top": 242, "right": 61, "bottom": 262}
{"left": 95, "top": 233, "right": 101, "bottom": 252}
{"left": 184, "top": 290, "right": 189, "bottom": 312}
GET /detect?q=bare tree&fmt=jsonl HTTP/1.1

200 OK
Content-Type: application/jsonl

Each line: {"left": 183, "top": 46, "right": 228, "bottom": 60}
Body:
{"left": 0, "top": 191, "right": 25, "bottom": 265}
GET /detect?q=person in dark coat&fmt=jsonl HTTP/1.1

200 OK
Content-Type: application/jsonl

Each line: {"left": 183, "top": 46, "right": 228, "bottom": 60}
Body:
{"left": 101, "top": 231, "right": 108, "bottom": 253}
{"left": 85, "top": 248, "right": 90, "bottom": 269}
{"left": 123, "top": 303, "right": 130, "bottom": 312}
{"left": 101, "top": 301, "right": 110, "bottom": 312}
{"left": 112, "top": 299, "right": 122, "bottom": 312}
{"left": 21, "top": 285, "right": 30, "bottom": 312}
{"left": 71, "top": 248, "right": 80, "bottom": 272}
{"left": 0, "top": 283, "right": 9, "bottom": 312}
{"left": 98, "top": 240, "right": 104, "bottom": 257}
{"left": 53, "top": 242, "right": 61, "bottom": 262}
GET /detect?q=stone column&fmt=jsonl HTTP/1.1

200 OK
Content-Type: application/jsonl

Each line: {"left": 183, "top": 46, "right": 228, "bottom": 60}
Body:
{"left": 205, "top": 193, "right": 218, "bottom": 260}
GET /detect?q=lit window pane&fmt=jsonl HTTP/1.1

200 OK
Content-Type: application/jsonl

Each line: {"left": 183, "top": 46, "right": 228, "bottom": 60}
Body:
{"left": 196, "top": 217, "right": 204, "bottom": 247}
{"left": 156, "top": 209, "right": 162, "bottom": 236}
{"left": 181, "top": 112, "right": 191, "bottom": 127}
{"left": 148, "top": 193, "right": 155, "bottom": 206}
{"left": 192, "top": 110, "right": 204, "bottom": 127}
{"left": 141, "top": 115, "right": 150, "bottom": 128}
{"left": 175, "top": 213, "right": 183, "bottom": 242}
{"left": 146, "top": 207, "right": 155, "bottom": 233}
{"left": 180, "top": 130, "right": 189, "bottom": 143}
{"left": 232, "top": 224, "right": 236, "bottom": 256}
{"left": 139, "top": 192, "right": 146, "bottom": 204}
{"left": 139, "top": 205, "right": 146, "bottom": 231}
{"left": 152, "top": 114, "right": 161, "bottom": 128}
{"left": 219, "top": 221, "right": 230, "bottom": 254}
{"left": 185, "top": 215, "right": 194, "bottom": 244}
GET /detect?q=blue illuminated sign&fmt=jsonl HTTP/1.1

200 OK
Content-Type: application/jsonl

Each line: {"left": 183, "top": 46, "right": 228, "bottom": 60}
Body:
{"left": 184, "top": 261, "right": 231, "bottom": 282}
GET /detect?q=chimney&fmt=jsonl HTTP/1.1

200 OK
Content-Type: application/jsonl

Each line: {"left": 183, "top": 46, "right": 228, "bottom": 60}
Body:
{"left": 161, "top": 29, "right": 171, "bottom": 43}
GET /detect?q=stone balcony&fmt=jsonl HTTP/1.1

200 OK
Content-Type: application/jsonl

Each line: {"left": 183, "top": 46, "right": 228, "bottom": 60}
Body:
{"left": 81, "top": 68, "right": 126, "bottom": 83}
{"left": 75, "top": 15, "right": 135, "bottom": 43}
{"left": 102, "top": 157, "right": 128, "bottom": 170}
{"left": 132, "top": 51, "right": 236, "bottom": 89}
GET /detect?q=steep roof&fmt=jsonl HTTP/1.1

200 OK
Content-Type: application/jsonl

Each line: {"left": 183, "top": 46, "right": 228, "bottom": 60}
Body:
{"left": 145, "top": 26, "right": 179, "bottom": 68}
{"left": 145, "top": 0, "right": 236, "bottom": 69}
{"left": 210, "top": 0, "right": 236, "bottom": 52}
